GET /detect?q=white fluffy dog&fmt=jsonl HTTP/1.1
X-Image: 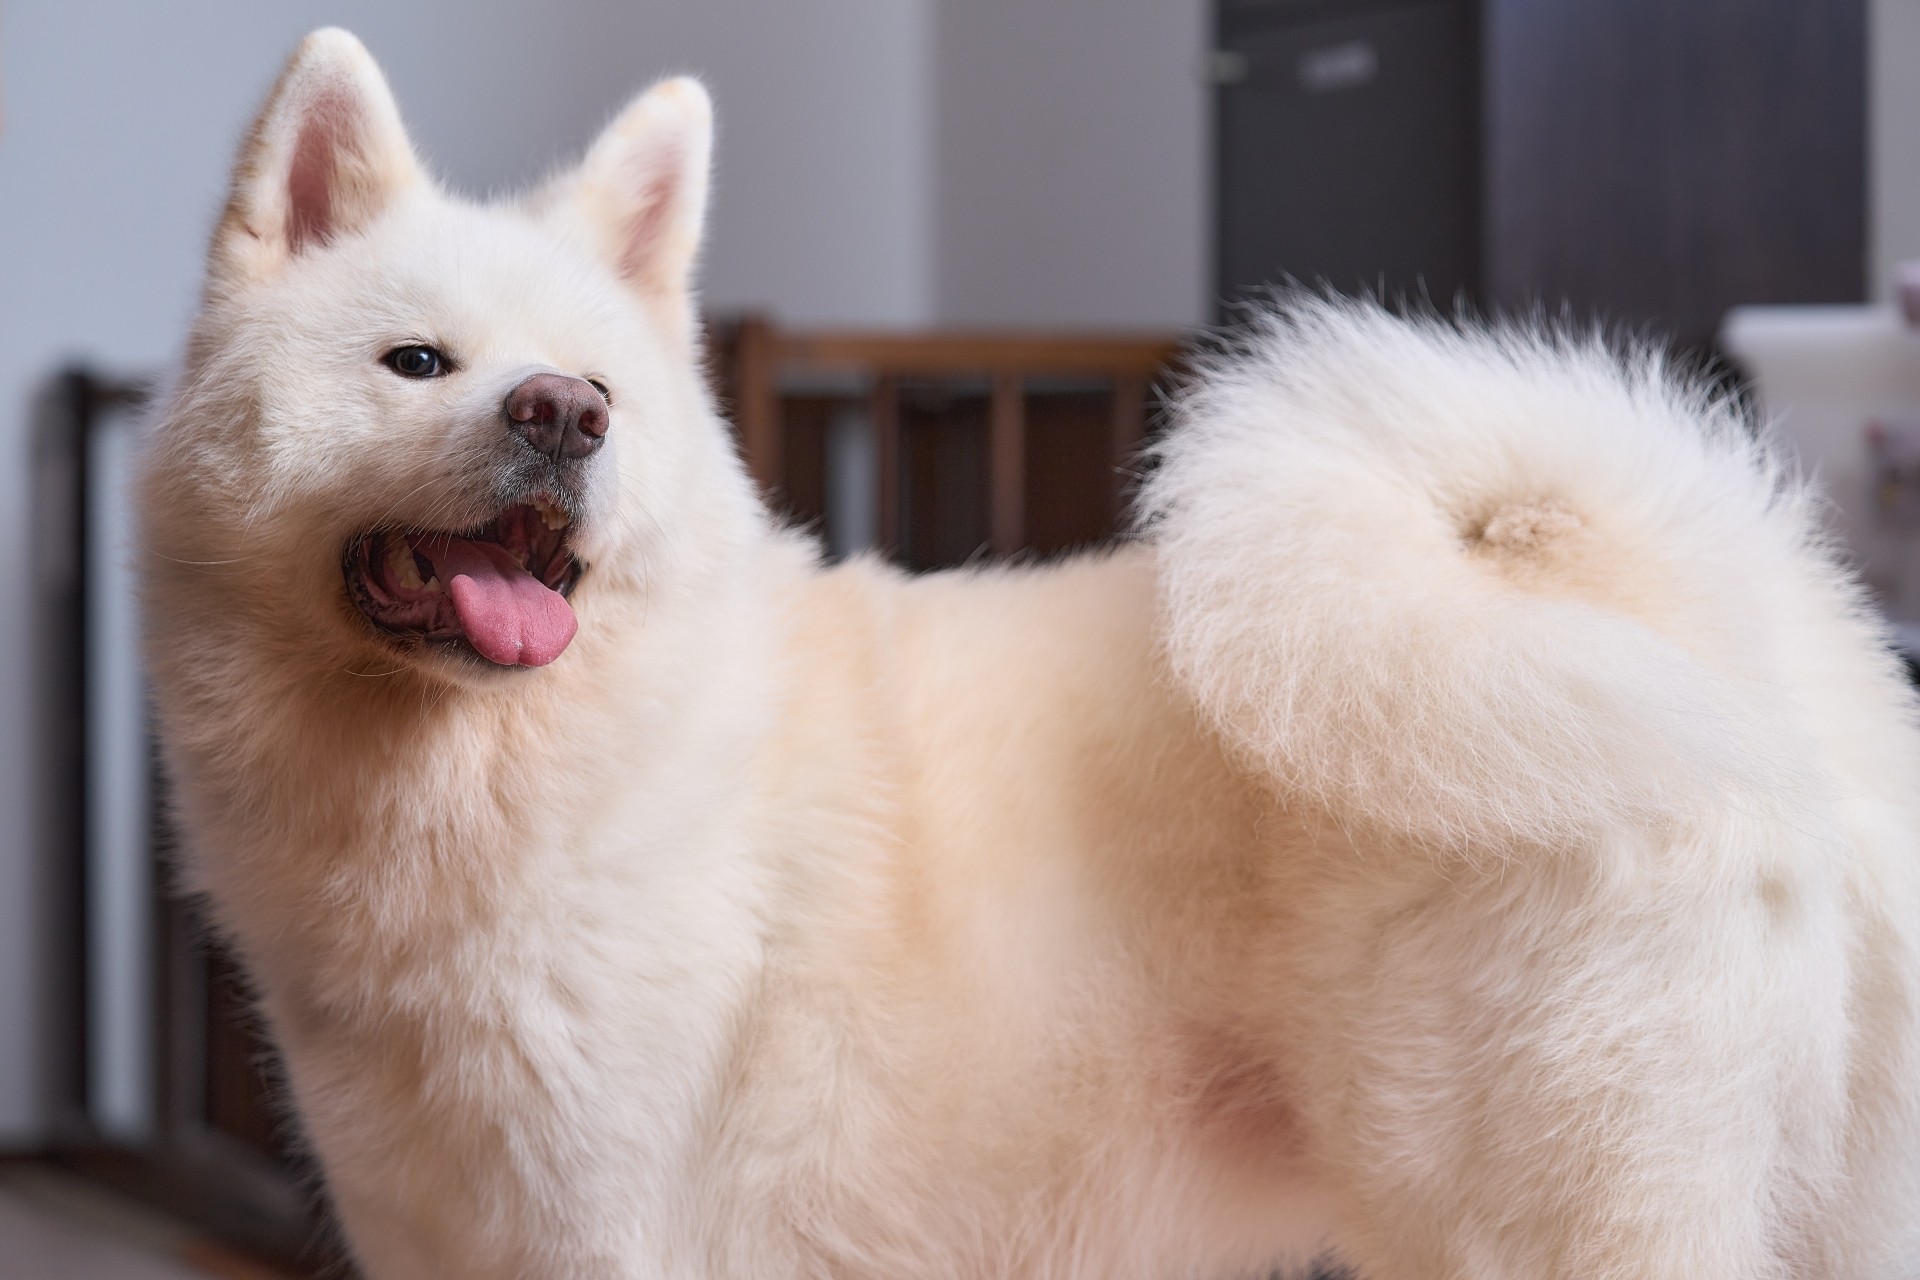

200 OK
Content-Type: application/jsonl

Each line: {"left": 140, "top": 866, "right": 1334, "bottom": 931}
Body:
{"left": 137, "top": 28, "right": 1920, "bottom": 1280}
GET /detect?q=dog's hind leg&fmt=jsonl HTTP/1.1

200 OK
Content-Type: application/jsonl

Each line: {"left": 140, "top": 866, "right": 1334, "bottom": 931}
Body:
{"left": 1288, "top": 818, "right": 1855, "bottom": 1279}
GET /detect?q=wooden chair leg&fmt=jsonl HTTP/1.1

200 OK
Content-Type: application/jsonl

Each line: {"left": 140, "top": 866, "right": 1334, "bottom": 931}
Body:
{"left": 988, "top": 374, "right": 1026, "bottom": 555}
{"left": 872, "top": 376, "right": 902, "bottom": 558}
{"left": 1109, "top": 373, "right": 1148, "bottom": 525}
{"left": 733, "top": 314, "right": 782, "bottom": 497}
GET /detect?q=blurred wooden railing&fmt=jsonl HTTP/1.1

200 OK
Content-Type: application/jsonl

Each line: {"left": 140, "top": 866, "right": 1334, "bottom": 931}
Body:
{"left": 714, "top": 316, "right": 1186, "bottom": 562}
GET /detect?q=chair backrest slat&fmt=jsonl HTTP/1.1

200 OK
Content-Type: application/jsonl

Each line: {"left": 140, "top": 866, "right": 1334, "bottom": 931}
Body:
{"left": 715, "top": 316, "right": 1185, "bottom": 563}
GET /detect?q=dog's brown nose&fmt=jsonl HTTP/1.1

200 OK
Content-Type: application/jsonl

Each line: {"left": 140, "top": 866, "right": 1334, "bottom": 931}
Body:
{"left": 505, "top": 373, "right": 608, "bottom": 461}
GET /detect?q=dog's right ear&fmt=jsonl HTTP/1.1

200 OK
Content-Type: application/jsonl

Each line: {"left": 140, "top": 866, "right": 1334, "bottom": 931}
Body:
{"left": 211, "top": 29, "right": 422, "bottom": 287}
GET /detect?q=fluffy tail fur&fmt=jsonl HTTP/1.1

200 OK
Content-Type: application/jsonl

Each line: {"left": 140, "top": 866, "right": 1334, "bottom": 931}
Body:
{"left": 1141, "top": 297, "right": 1896, "bottom": 855}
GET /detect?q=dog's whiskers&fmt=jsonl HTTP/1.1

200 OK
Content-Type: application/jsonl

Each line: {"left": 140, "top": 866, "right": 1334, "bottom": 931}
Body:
{"left": 341, "top": 662, "right": 409, "bottom": 678}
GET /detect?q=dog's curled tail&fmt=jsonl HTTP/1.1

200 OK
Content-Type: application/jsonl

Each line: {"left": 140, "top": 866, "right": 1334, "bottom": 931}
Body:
{"left": 1141, "top": 297, "right": 1894, "bottom": 855}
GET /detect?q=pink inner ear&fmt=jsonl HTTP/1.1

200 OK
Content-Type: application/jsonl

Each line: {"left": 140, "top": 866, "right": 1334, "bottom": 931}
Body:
{"left": 617, "top": 147, "right": 681, "bottom": 287}
{"left": 286, "top": 87, "right": 358, "bottom": 253}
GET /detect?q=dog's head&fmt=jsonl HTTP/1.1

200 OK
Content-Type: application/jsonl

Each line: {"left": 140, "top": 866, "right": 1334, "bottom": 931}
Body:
{"left": 143, "top": 29, "right": 759, "bottom": 685}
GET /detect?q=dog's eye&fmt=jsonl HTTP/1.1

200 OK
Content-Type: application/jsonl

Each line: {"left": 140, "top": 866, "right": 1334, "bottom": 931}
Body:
{"left": 384, "top": 345, "right": 448, "bottom": 379}
{"left": 586, "top": 378, "right": 613, "bottom": 406}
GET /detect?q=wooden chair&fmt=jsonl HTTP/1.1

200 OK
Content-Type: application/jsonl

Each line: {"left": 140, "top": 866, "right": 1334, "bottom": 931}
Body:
{"left": 714, "top": 316, "right": 1187, "bottom": 563}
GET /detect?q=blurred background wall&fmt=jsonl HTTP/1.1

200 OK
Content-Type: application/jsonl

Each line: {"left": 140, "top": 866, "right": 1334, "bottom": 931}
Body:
{"left": 1876, "top": 0, "right": 1920, "bottom": 298}
{"left": 931, "top": 0, "right": 1209, "bottom": 326}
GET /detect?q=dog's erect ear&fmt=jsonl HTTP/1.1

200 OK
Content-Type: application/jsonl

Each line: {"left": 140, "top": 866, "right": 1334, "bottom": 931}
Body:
{"left": 212, "top": 28, "right": 422, "bottom": 286}
{"left": 544, "top": 77, "right": 713, "bottom": 342}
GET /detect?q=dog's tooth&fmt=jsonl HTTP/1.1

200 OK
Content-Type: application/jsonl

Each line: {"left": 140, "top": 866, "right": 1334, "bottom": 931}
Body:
{"left": 386, "top": 538, "right": 424, "bottom": 591}
{"left": 535, "top": 495, "right": 569, "bottom": 531}
{"left": 425, "top": 575, "right": 442, "bottom": 593}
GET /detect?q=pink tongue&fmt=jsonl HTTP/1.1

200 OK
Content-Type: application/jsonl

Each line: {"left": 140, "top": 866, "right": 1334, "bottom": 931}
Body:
{"left": 418, "top": 536, "right": 577, "bottom": 667}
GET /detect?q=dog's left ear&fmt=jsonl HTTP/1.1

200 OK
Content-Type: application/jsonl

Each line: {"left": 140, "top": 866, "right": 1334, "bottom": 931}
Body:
{"left": 542, "top": 77, "right": 713, "bottom": 345}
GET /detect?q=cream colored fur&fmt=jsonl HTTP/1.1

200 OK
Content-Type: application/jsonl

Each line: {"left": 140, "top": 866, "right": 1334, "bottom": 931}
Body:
{"left": 137, "top": 29, "right": 1920, "bottom": 1280}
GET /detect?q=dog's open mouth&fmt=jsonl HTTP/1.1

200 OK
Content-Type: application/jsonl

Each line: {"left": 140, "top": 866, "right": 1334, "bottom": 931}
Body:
{"left": 344, "top": 494, "right": 583, "bottom": 667}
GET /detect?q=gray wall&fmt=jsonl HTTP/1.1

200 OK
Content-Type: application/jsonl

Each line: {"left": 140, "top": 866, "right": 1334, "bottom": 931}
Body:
{"left": 932, "top": 0, "right": 1210, "bottom": 326}
{"left": 1873, "top": 0, "right": 1920, "bottom": 296}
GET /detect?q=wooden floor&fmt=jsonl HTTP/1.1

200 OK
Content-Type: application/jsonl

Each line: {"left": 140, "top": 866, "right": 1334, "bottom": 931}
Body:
{"left": 0, "top": 1165, "right": 303, "bottom": 1280}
